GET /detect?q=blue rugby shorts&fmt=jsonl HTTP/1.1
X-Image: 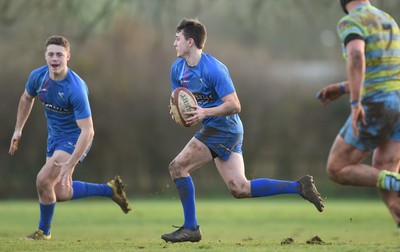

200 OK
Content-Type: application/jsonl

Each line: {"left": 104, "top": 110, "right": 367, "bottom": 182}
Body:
{"left": 47, "top": 136, "right": 93, "bottom": 162}
{"left": 339, "top": 90, "right": 400, "bottom": 152}
{"left": 195, "top": 125, "right": 243, "bottom": 161}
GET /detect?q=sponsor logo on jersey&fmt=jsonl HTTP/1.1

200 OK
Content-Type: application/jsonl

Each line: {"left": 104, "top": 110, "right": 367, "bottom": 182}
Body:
{"left": 42, "top": 101, "right": 70, "bottom": 113}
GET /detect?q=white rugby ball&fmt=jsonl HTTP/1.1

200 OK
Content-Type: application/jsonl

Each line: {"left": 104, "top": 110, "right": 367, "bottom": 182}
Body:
{"left": 169, "top": 87, "right": 198, "bottom": 127}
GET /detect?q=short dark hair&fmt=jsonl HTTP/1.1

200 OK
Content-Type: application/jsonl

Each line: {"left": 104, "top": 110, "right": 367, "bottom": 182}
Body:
{"left": 45, "top": 36, "right": 70, "bottom": 52}
{"left": 340, "top": 0, "right": 356, "bottom": 14}
{"left": 176, "top": 18, "right": 207, "bottom": 49}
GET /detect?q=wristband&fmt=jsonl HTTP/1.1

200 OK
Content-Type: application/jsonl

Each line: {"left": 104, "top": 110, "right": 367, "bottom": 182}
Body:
{"left": 339, "top": 82, "right": 346, "bottom": 94}
{"left": 350, "top": 100, "right": 359, "bottom": 106}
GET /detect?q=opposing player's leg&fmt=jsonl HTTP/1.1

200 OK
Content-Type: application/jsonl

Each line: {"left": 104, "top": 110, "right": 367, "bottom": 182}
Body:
{"left": 161, "top": 137, "right": 211, "bottom": 243}
{"left": 327, "top": 135, "right": 400, "bottom": 225}
{"left": 327, "top": 135, "right": 377, "bottom": 186}
{"left": 328, "top": 135, "right": 400, "bottom": 190}
{"left": 215, "top": 153, "right": 324, "bottom": 212}
{"left": 372, "top": 139, "right": 400, "bottom": 225}
{"left": 327, "top": 92, "right": 400, "bottom": 226}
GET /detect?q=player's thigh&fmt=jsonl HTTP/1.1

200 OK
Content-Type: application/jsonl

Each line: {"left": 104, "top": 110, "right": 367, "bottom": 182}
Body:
{"left": 327, "top": 135, "right": 370, "bottom": 172}
{"left": 37, "top": 150, "right": 71, "bottom": 184}
{"left": 170, "top": 137, "right": 212, "bottom": 176}
{"left": 373, "top": 139, "right": 400, "bottom": 172}
{"left": 215, "top": 152, "right": 248, "bottom": 187}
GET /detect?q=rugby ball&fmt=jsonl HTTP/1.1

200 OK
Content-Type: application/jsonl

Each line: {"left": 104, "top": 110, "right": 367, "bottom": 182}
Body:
{"left": 169, "top": 87, "right": 198, "bottom": 127}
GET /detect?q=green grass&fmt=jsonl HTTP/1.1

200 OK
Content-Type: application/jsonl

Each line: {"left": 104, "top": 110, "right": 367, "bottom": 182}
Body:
{"left": 0, "top": 198, "right": 399, "bottom": 251}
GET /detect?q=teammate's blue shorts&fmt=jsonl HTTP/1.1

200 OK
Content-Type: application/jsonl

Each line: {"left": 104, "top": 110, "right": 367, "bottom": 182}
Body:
{"left": 339, "top": 90, "right": 400, "bottom": 152}
{"left": 47, "top": 136, "right": 93, "bottom": 162}
{"left": 194, "top": 125, "right": 243, "bottom": 161}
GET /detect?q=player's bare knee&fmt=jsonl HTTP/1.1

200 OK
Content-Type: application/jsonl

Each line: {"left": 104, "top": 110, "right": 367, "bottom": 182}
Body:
{"left": 36, "top": 174, "right": 49, "bottom": 190}
{"left": 228, "top": 181, "right": 250, "bottom": 199}
{"left": 326, "top": 165, "right": 346, "bottom": 185}
{"left": 229, "top": 189, "right": 248, "bottom": 199}
{"left": 374, "top": 156, "right": 400, "bottom": 170}
{"left": 168, "top": 159, "right": 185, "bottom": 178}
{"left": 326, "top": 167, "right": 339, "bottom": 182}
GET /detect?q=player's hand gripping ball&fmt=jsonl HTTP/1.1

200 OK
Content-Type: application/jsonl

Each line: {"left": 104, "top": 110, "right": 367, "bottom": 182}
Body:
{"left": 169, "top": 87, "right": 198, "bottom": 127}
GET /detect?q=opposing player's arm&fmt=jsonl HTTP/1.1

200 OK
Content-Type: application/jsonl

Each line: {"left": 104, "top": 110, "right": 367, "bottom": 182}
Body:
{"left": 9, "top": 90, "right": 35, "bottom": 155}
{"left": 346, "top": 39, "right": 365, "bottom": 104}
{"left": 346, "top": 38, "right": 366, "bottom": 135}
{"left": 316, "top": 81, "right": 348, "bottom": 106}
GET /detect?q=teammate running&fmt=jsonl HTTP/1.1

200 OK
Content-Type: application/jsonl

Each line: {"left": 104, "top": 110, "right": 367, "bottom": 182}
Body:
{"left": 9, "top": 36, "right": 131, "bottom": 240}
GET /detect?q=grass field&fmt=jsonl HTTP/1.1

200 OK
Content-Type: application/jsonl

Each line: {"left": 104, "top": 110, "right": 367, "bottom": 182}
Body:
{"left": 0, "top": 197, "right": 399, "bottom": 251}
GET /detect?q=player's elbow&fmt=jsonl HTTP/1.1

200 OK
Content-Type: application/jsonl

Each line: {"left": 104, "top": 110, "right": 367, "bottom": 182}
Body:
{"left": 89, "top": 128, "right": 95, "bottom": 139}
{"left": 235, "top": 103, "right": 241, "bottom": 113}
{"left": 231, "top": 101, "right": 241, "bottom": 114}
{"left": 85, "top": 128, "right": 95, "bottom": 140}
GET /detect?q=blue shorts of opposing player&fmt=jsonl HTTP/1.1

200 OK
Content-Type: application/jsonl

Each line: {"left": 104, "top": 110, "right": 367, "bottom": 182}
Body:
{"left": 195, "top": 125, "right": 242, "bottom": 160}
{"left": 340, "top": 90, "right": 400, "bottom": 152}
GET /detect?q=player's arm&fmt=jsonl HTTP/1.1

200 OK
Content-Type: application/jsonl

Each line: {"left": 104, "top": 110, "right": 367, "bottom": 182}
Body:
{"left": 346, "top": 39, "right": 364, "bottom": 106}
{"left": 204, "top": 92, "right": 241, "bottom": 116}
{"left": 346, "top": 38, "right": 366, "bottom": 135}
{"left": 57, "top": 117, "right": 94, "bottom": 186}
{"left": 185, "top": 92, "right": 241, "bottom": 126}
{"left": 68, "top": 117, "right": 94, "bottom": 166}
{"left": 9, "top": 90, "right": 35, "bottom": 155}
{"left": 316, "top": 81, "right": 348, "bottom": 105}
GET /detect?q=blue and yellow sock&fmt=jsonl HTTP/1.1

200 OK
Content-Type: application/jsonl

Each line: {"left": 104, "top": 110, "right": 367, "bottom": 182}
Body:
{"left": 38, "top": 202, "right": 55, "bottom": 236}
{"left": 72, "top": 181, "right": 113, "bottom": 200}
{"left": 377, "top": 170, "right": 400, "bottom": 191}
{"left": 175, "top": 176, "right": 198, "bottom": 230}
{"left": 250, "top": 178, "right": 301, "bottom": 197}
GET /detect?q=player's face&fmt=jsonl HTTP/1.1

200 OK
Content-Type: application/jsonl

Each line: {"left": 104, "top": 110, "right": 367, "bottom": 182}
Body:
{"left": 45, "top": 44, "right": 70, "bottom": 78}
{"left": 173, "top": 31, "right": 190, "bottom": 58}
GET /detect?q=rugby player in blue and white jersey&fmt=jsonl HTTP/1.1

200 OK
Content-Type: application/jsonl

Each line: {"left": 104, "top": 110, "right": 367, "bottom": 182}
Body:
{"left": 317, "top": 0, "right": 400, "bottom": 227}
{"left": 9, "top": 36, "right": 131, "bottom": 240}
{"left": 161, "top": 18, "right": 324, "bottom": 243}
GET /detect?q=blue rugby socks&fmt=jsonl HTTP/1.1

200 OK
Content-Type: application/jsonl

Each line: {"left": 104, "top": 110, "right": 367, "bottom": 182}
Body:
{"left": 38, "top": 202, "right": 55, "bottom": 235}
{"left": 173, "top": 177, "right": 303, "bottom": 228}
{"left": 71, "top": 181, "right": 113, "bottom": 200}
{"left": 37, "top": 182, "right": 114, "bottom": 235}
{"left": 250, "top": 178, "right": 301, "bottom": 197}
{"left": 175, "top": 176, "right": 198, "bottom": 230}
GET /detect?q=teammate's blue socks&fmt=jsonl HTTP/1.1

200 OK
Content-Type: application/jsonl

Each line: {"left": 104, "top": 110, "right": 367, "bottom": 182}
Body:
{"left": 175, "top": 176, "right": 198, "bottom": 230}
{"left": 250, "top": 178, "right": 301, "bottom": 197}
{"left": 38, "top": 202, "right": 55, "bottom": 235}
{"left": 38, "top": 182, "right": 113, "bottom": 235}
{"left": 72, "top": 181, "right": 113, "bottom": 200}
